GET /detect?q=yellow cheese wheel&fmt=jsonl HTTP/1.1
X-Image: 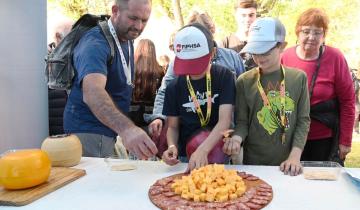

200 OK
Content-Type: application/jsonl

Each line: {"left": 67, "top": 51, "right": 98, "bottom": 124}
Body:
{"left": 41, "top": 134, "right": 82, "bottom": 167}
{"left": 0, "top": 149, "right": 51, "bottom": 190}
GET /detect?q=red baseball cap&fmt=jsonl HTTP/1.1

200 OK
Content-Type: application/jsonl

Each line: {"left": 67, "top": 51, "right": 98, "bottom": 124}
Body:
{"left": 173, "top": 23, "right": 215, "bottom": 76}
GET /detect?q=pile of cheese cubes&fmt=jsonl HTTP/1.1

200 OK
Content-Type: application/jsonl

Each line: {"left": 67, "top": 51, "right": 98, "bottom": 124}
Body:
{"left": 171, "top": 164, "right": 246, "bottom": 202}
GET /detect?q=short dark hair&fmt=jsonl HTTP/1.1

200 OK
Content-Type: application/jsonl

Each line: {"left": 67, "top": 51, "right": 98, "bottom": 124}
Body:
{"left": 116, "top": 0, "right": 152, "bottom": 11}
{"left": 234, "top": 0, "right": 258, "bottom": 10}
{"left": 115, "top": 0, "right": 129, "bottom": 10}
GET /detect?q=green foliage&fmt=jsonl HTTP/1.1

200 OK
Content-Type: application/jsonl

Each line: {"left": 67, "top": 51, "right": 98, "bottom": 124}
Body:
{"left": 50, "top": 0, "right": 112, "bottom": 20}
{"left": 268, "top": 0, "right": 360, "bottom": 67}
{"left": 49, "top": 0, "right": 360, "bottom": 66}
{"left": 153, "top": 0, "right": 174, "bottom": 19}
{"left": 153, "top": 0, "right": 237, "bottom": 40}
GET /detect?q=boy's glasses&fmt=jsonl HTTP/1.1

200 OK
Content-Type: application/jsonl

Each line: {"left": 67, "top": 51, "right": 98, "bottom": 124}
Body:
{"left": 300, "top": 29, "right": 324, "bottom": 37}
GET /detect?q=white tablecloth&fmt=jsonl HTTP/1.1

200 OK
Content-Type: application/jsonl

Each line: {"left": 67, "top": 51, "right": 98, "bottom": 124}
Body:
{"left": 2, "top": 157, "right": 360, "bottom": 210}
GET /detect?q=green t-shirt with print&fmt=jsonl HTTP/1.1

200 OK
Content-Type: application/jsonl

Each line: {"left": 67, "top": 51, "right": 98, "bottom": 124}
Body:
{"left": 234, "top": 66, "right": 310, "bottom": 165}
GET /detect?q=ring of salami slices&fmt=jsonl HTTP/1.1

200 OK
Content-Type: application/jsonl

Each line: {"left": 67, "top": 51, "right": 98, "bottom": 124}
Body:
{"left": 149, "top": 171, "right": 273, "bottom": 210}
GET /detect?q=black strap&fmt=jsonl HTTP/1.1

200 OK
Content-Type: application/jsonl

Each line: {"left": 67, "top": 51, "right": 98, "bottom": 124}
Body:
{"left": 99, "top": 20, "right": 115, "bottom": 65}
{"left": 309, "top": 45, "right": 324, "bottom": 98}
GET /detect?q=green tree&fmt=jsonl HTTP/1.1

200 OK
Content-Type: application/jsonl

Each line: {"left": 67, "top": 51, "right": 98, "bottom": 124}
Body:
{"left": 49, "top": 0, "right": 360, "bottom": 66}
{"left": 49, "top": 0, "right": 111, "bottom": 20}
{"left": 153, "top": 0, "right": 278, "bottom": 41}
{"left": 268, "top": 0, "right": 360, "bottom": 67}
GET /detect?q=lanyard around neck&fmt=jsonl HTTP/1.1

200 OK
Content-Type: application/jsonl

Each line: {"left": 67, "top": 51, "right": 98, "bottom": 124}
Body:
{"left": 257, "top": 66, "right": 286, "bottom": 144}
{"left": 186, "top": 72, "right": 212, "bottom": 127}
{"left": 107, "top": 19, "right": 133, "bottom": 87}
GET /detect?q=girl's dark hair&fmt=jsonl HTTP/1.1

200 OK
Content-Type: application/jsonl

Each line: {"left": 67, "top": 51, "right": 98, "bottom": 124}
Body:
{"left": 133, "top": 39, "right": 164, "bottom": 103}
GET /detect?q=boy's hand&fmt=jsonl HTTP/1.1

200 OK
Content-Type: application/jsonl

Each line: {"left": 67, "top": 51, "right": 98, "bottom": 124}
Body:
{"left": 223, "top": 135, "right": 242, "bottom": 155}
{"left": 162, "top": 145, "right": 180, "bottom": 166}
{"left": 280, "top": 158, "right": 302, "bottom": 176}
{"left": 186, "top": 148, "right": 208, "bottom": 172}
{"left": 280, "top": 147, "right": 303, "bottom": 176}
{"left": 149, "top": 119, "right": 163, "bottom": 139}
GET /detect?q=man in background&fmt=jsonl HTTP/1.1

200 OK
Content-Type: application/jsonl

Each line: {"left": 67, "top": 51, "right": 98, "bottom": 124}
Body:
{"left": 220, "top": 0, "right": 258, "bottom": 71}
{"left": 47, "top": 17, "right": 73, "bottom": 135}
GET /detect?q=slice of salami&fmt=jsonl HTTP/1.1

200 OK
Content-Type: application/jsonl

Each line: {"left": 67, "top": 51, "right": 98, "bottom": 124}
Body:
{"left": 176, "top": 199, "right": 189, "bottom": 206}
{"left": 253, "top": 195, "right": 271, "bottom": 201}
{"left": 256, "top": 191, "right": 272, "bottom": 197}
{"left": 171, "top": 195, "right": 182, "bottom": 201}
{"left": 235, "top": 202, "right": 251, "bottom": 210}
{"left": 157, "top": 177, "right": 174, "bottom": 186}
{"left": 150, "top": 194, "right": 163, "bottom": 203}
{"left": 251, "top": 198, "right": 269, "bottom": 205}
{"left": 169, "top": 205, "right": 193, "bottom": 210}
{"left": 163, "top": 191, "right": 177, "bottom": 197}
{"left": 258, "top": 183, "right": 272, "bottom": 189}
{"left": 215, "top": 202, "right": 228, "bottom": 208}
{"left": 246, "top": 175, "right": 259, "bottom": 181}
{"left": 245, "top": 202, "right": 262, "bottom": 209}
{"left": 245, "top": 187, "right": 256, "bottom": 197}
{"left": 239, "top": 195, "right": 250, "bottom": 203}
{"left": 189, "top": 202, "right": 206, "bottom": 208}
{"left": 159, "top": 198, "right": 180, "bottom": 208}
{"left": 149, "top": 186, "right": 163, "bottom": 196}
{"left": 237, "top": 171, "right": 246, "bottom": 176}
{"left": 206, "top": 202, "right": 220, "bottom": 209}
{"left": 257, "top": 187, "right": 273, "bottom": 193}
{"left": 192, "top": 207, "right": 205, "bottom": 210}
{"left": 226, "top": 204, "right": 238, "bottom": 210}
{"left": 238, "top": 195, "right": 250, "bottom": 203}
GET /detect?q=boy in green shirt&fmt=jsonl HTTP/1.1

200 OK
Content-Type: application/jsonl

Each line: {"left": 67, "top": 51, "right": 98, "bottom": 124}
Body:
{"left": 223, "top": 17, "right": 310, "bottom": 176}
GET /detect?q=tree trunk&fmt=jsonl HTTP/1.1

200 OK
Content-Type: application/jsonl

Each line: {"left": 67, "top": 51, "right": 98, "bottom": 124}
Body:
{"left": 172, "top": 0, "right": 184, "bottom": 28}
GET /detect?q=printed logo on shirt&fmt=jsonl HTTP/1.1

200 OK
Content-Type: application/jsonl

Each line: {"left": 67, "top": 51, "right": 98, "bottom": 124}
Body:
{"left": 266, "top": 81, "right": 281, "bottom": 92}
{"left": 257, "top": 90, "right": 294, "bottom": 135}
{"left": 182, "top": 91, "right": 219, "bottom": 113}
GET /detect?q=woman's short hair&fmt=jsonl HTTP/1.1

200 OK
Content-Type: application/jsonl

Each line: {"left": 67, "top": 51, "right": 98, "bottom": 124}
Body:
{"left": 295, "top": 8, "right": 329, "bottom": 37}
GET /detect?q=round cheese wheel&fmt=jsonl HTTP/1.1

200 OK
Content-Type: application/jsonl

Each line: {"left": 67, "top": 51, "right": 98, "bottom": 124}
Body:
{"left": 41, "top": 134, "right": 82, "bottom": 167}
{"left": 0, "top": 149, "right": 51, "bottom": 190}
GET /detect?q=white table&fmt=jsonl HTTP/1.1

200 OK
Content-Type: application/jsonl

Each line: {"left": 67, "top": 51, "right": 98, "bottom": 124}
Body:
{"left": 2, "top": 157, "right": 360, "bottom": 210}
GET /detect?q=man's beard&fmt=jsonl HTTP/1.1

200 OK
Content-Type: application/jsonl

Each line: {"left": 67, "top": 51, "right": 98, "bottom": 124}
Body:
{"left": 117, "top": 27, "right": 142, "bottom": 41}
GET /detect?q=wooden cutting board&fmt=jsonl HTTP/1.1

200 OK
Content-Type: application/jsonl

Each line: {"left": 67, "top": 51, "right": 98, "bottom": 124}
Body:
{"left": 0, "top": 167, "right": 86, "bottom": 206}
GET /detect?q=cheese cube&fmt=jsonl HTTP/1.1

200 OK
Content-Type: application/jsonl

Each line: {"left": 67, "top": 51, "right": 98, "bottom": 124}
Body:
{"left": 229, "top": 193, "right": 237, "bottom": 200}
{"left": 200, "top": 193, "right": 206, "bottom": 202}
{"left": 193, "top": 194, "right": 200, "bottom": 202}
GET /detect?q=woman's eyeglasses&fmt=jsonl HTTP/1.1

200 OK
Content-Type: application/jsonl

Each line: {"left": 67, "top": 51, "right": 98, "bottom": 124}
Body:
{"left": 300, "top": 29, "right": 324, "bottom": 37}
